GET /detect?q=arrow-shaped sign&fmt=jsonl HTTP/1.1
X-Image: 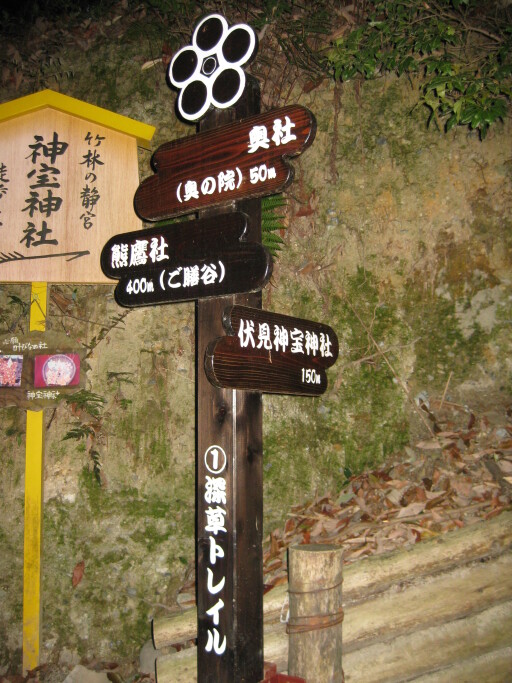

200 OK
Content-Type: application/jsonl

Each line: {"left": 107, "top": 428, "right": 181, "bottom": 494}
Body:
{"left": 134, "top": 105, "right": 316, "bottom": 221}
{"left": 100, "top": 213, "right": 272, "bottom": 308}
{"left": 205, "top": 305, "right": 339, "bottom": 396}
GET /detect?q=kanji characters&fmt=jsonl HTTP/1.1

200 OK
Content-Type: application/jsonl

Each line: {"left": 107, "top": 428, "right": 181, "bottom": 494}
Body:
{"left": 111, "top": 243, "right": 128, "bottom": 269}
{"left": 27, "top": 131, "right": 68, "bottom": 165}
{"left": 149, "top": 236, "right": 169, "bottom": 263}
{"left": 79, "top": 131, "right": 104, "bottom": 231}
{"left": 248, "top": 125, "right": 270, "bottom": 153}
{"left": 129, "top": 239, "right": 149, "bottom": 267}
{"left": 205, "top": 506, "right": 227, "bottom": 535}
{"left": 236, "top": 318, "right": 334, "bottom": 358}
{"left": 247, "top": 116, "right": 296, "bottom": 152}
{"left": 272, "top": 115, "right": 297, "bottom": 146}
{"left": 205, "top": 476, "right": 227, "bottom": 505}
{"left": 238, "top": 319, "right": 255, "bottom": 348}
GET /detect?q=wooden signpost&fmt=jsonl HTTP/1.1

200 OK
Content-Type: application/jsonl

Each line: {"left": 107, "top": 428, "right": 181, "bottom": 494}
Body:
{"left": 100, "top": 12, "right": 337, "bottom": 682}
{"left": 0, "top": 90, "right": 154, "bottom": 674}
{"left": 206, "top": 305, "right": 338, "bottom": 396}
{"left": 100, "top": 212, "right": 272, "bottom": 307}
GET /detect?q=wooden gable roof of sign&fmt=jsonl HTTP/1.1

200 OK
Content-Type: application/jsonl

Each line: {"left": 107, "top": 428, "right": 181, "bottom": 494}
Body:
{"left": 0, "top": 89, "right": 155, "bottom": 148}
{"left": 0, "top": 90, "right": 155, "bottom": 284}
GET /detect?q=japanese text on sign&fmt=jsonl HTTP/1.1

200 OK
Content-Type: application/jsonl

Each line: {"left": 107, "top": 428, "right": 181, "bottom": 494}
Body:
{"left": 110, "top": 235, "right": 169, "bottom": 270}
{"left": 0, "top": 162, "right": 10, "bottom": 228}
{"left": 175, "top": 115, "right": 296, "bottom": 206}
{"left": 79, "top": 131, "right": 105, "bottom": 231}
{"left": 133, "top": 105, "right": 316, "bottom": 222}
{"left": 237, "top": 317, "right": 334, "bottom": 359}
{"left": 203, "top": 445, "right": 228, "bottom": 656}
{"left": 27, "top": 389, "right": 60, "bottom": 401}
{"left": 21, "top": 131, "right": 68, "bottom": 248}
{"left": 120, "top": 261, "right": 226, "bottom": 299}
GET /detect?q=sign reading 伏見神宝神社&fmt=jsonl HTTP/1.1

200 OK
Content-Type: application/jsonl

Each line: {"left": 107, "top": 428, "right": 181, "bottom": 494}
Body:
{"left": 206, "top": 305, "right": 338, "bottom": 396}
{"left": 0, "top": 89, "right": 154, "bottom": 283}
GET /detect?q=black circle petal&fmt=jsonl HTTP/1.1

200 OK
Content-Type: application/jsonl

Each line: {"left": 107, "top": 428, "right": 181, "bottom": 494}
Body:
{"left": 212, "top": 68, "right": 241, "bottom": 105}
{"left": 171, "top": 47, "right": 198, "bottom": 84}
{"left": 222, "top": 27, "right": 252, "bottom": 64}
{"left": 181, "top": 80, "right": 208, "bottom": 117}
{"left": 196, "top": 16, "right": 224, "bottom": 52}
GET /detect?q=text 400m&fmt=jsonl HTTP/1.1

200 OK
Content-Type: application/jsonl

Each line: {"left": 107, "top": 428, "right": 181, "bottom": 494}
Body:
{"left": 125, "top": 277, "right": 154, "bottom": 295}
{"left": 302, "top": 368, "right": 321, "bottom": 385}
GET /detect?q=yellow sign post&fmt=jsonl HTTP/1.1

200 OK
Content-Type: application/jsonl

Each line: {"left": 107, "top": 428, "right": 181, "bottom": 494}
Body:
{"left": 0, "top": 90, "right": 155, "bottom": 672}
{"left": 23, "top": 283, "right": 47, "bottom": 673}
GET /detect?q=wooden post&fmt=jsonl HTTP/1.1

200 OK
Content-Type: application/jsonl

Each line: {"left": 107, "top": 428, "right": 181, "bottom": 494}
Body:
{"left": 288, "top": 545, "right": 344, "bottom": 683}
{"left": 195, "top": 77, "right": 264, "bottom": 682}
{"left": 23, "top": 282, "right": 47, "bottom": 673}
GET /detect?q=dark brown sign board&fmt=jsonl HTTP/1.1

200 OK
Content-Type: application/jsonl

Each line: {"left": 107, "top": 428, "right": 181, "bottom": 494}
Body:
{"left": 113, "top": 244, "right": 270, "bottom": 307}
{"left": 205, "top": 305, "right": 339, "bottom": 396}
{"left": 134, "top": 104, "right": 316, "bottom": 221}
{"left": 100, "top": 212, "right": 272, "bottom": 306}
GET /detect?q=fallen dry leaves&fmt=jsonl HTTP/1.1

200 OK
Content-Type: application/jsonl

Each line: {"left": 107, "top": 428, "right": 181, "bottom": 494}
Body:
{"left": 173, "top": 399, "right": 512, "bottom": 607}
{"left": 260, "top": 398, "right": 512, "bottom": 591}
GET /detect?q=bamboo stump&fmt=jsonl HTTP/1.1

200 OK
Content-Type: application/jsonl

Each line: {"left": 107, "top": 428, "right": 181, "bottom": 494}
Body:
{"left": 288, "top": 545, "right": 344, "bottom": 682}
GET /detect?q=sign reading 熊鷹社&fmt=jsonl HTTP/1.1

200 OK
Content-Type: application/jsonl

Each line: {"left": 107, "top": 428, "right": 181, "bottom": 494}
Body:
{"left": 100, "top": 212, "right": 272, "bottom": 306}
{"left": 0, "top": 89, "right": 154, "bottom": 283}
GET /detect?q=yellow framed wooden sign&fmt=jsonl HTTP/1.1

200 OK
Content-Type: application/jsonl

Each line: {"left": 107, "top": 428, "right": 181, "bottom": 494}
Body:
{"left": 0, "top": 90, "right": 155, "bottom": 283}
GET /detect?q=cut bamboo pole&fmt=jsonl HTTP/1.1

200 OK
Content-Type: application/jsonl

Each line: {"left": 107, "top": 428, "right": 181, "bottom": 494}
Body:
{"left": 343, "top": 552, "right": 512, "bottom": 652}
{"left": 409, "top": 646, "right": 512, "bottom": 683}
{"left": 287, "top": 545, "right": 343, "bottom": 683}
{"left": 155, "top": 594, "right": 512, "bottom": 683}
{"left": 153, "top": 512, "right": 512, "bottom": 683}
{"left": 343, "top": 601, "right": 512, "bottom": 683}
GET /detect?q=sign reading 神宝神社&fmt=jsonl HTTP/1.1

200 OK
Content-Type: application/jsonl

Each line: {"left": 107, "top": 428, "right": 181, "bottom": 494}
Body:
{"left": 0, "top": 90, "right": 154, "bottom": 283}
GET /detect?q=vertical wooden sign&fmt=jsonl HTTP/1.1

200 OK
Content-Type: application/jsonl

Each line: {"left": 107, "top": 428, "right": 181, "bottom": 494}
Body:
{"left": 195, "top": 78, "right": 264, "bottom": 682}
{"left": 0, "top": 90, "right": 154, "bottom": 283}
{"left": 99, "top": 13, "right": 322, "bottom": 681}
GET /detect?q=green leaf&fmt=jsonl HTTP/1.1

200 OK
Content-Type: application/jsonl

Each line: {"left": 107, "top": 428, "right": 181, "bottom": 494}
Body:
{"left": 445, "top": 113, "right": 458, "bottom": 131}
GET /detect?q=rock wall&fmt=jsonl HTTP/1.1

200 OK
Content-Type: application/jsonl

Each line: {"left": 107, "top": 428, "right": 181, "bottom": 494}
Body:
{"left": 0, "top": 9, "right": 511, "bottom": 670}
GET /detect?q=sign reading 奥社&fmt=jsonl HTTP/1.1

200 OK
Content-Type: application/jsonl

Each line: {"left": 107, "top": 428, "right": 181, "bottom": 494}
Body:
{"left": 134, "top": 104, "right": 316, "bottom": 222}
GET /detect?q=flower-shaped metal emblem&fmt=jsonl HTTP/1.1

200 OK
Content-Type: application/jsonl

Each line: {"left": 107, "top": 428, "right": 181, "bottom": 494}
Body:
{"left": 168, "top": 14, "right": 258, "bottom": 122}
